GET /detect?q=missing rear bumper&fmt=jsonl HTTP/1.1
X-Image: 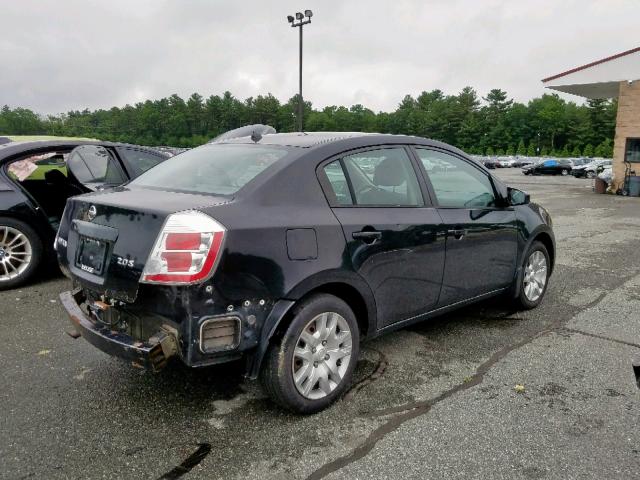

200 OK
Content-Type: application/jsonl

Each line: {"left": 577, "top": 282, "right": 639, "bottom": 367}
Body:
{"left": 59, "top": 289, "right": 177, "bottom": 371}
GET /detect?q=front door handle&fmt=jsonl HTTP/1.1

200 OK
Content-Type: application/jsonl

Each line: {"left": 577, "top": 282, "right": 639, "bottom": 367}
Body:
{"left": 448, "top": 229, "right": 466, "bottom": 240}
{"left": 352, "top": 230, "right": 382, "bottom": 244}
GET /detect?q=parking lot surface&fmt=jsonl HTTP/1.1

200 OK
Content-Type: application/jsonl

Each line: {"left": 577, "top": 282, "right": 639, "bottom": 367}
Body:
{"left": 1, "top": 169, "right": 639, "bottom": 479}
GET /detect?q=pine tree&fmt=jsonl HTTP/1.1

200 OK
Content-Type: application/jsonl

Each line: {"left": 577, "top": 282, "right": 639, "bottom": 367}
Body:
{"left": 496, "top": 148, "right": 505, "bottom": 156}
{"left": 583, "top": 144, "right": 594, "bottom": 157}
{"left": 516, "top": 139, "right": 526, "bottom": 156}
{"left": 486, "top": 146, "right": 495, "bottom": 156}
{"left": 572, "top": 145, "right": 581, "bottom": 157}
{"left": 526, "top": 143, "right": 536, "bottom": 156}
{"left": 595, "top": 139, "right": 613, "bottom": 158}
{"left": 506, "top": 145, "right": 515, "bottom": 156}
{"left": 561, "top": 145, "right": 570, "bottom": 157}
{"left": 541, "top": 146, "right": 549, "bottom": 156}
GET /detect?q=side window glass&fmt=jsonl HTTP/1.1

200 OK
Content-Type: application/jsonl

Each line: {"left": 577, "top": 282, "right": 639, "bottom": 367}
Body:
{"left": 342, "top": 148, "right": 423, "bottom": 206}
{"left": 417, "top": 149, "right": 496, "bottom": 208}
{"left": 323, "top": 161, "right": 353, "bottom": 205}
{"left": 68, "top": 146, "right": 126, "bottom": 185}
{"left": 119, "top": 148, "right": 166, "bottom": 177}
{"left": 7, "top": 151, "right": 68, "bottom": 182}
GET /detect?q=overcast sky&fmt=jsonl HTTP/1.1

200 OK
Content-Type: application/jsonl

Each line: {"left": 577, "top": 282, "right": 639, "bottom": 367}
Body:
{"left": 1, "top": 0, "right": 637, "bottom": 114}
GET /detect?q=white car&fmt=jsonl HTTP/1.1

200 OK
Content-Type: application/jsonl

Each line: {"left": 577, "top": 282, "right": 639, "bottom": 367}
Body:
{"left": 572, "top": 160, "right": 612, "bottom": 178}
{"left": 498, "top": 158, "right": 516, "bottom": 168}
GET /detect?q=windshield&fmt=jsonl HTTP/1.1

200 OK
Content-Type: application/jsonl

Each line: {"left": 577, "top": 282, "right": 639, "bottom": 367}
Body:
{"left": 130, "top": 144, "right": 290, "bottom": 195}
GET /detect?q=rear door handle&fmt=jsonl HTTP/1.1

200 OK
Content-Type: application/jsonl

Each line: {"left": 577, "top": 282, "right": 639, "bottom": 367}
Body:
{"left": 352, "top": 230, "right": 382, "bottom": 243}
{"left": 448, "top": 229, "right": 466, "bottom": 240}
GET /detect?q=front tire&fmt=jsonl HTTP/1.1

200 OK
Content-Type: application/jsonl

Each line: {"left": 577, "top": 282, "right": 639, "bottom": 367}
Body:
{"left": 513, "top": 241, "right": 550, "bottom": 310}
{"left": 0, "top": 217, "right": 43, "bottom": 290}
{"left": 260, "top": 294, "right": 360, "bottom": 414}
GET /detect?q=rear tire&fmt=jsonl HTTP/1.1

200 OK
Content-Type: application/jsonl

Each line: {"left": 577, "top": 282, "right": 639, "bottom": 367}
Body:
{"left": 0, "top": 217, "right": 43, "bottom": 290}
{"left": 513, "top": 241, "right": 550, "bottom": 310}
{"left": 561, "top": 169, "right": 569, "bottom": 176}
{"left": 260, "top": 294, "right": 360, "bottom": 414}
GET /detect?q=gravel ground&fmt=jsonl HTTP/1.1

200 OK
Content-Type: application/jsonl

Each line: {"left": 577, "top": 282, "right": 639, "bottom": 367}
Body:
{"left": 1, "top": 169, "right": 638, "bottom": 479}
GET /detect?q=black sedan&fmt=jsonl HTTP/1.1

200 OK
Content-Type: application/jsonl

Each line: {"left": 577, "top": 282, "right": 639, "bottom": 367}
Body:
{"left": 522, "top": 158, "right": 572, "bottom": 176}
{"left": 56, "top": 132, "right": 555, "bottom": 413}
{"left": 0, "top": 140, "right": 169, "bottom": 289}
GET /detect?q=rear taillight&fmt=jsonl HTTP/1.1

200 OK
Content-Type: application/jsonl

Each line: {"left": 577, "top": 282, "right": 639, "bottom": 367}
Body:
{"left": 141, "top": 211, "right": 225, "bottom": 285}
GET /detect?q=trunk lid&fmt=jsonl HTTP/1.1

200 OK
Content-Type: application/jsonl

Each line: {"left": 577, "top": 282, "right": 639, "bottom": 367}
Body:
{"left": 56, "top": 186, "right": 229, "bottom": 302}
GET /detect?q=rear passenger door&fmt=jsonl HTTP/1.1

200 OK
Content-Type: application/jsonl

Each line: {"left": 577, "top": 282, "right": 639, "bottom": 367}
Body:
{"left": 320, "top": 146, "right": 445, "bottom": 329}
{"left": 414, "top": 148, "right": 517, "bottom": 306}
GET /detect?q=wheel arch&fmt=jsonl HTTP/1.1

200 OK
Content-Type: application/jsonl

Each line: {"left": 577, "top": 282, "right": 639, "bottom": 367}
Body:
{"left": 531, "top": 230, "right": 555, "bottom": 274}
{"left": 245, "top": 271, "right": 376, "bottom": 379}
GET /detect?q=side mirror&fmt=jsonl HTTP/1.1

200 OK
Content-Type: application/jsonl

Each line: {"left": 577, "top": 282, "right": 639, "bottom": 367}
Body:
{"left": 508, "top": 187, "right": 530, "bottom": 206}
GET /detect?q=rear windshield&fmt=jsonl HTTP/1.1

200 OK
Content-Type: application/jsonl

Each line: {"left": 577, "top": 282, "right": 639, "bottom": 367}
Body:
{"left": 129, "top": 144, "right": 290, "bottom": 195}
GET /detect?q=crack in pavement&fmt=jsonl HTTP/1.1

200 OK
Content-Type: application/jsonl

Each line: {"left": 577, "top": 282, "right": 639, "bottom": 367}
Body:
{"left": 343, "top": 348, "right": 388, "bottom": 402}
{"left": 156, "top": 443, "right": 212, "bottom": 480}
{"left": 560, "top": 327, "right": 640, "bottom": 349}
{"left": 305, "top": 330, "right": 545, "bottom": 480}
{"left": 304, "top": 275, "right": 640, "bottom": 480}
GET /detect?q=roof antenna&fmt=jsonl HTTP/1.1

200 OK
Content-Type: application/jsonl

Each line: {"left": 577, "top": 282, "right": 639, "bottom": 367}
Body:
{"left": 251, "top": 129, "right": 262, "bottom": 143}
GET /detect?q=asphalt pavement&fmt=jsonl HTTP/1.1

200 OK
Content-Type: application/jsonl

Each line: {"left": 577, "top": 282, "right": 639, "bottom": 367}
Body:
{"left": 1, "top": 169, "right": 638, "bottom": 479}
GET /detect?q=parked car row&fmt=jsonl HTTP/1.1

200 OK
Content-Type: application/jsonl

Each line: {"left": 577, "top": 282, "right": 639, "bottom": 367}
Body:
{"left": 519, "top": 158, "right": 613, "bottom": 177}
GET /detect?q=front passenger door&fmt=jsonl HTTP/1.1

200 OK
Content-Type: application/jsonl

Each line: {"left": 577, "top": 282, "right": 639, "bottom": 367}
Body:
{"left": 415, "top": 148, "right": 517, "bottom": 306}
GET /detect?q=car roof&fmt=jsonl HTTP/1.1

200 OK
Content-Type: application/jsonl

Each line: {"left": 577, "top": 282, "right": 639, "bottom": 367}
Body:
{"left": 217, "top": 131, "right": 468, "bottom": 156}
{"left": 0, "top": 139, "right": 166, "bottom": 163}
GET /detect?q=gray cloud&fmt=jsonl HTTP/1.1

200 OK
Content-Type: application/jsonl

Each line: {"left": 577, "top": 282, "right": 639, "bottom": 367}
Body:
{"left": 1, "top": 0, "right": 636, "bottom": 114}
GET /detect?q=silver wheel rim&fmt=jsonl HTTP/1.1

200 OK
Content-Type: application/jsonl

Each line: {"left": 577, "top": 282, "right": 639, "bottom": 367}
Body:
{"left": 523, "top": 250, "right": 547, "bottom": 302}
{"left": 0, "top": 226, "right": 33, "bottom": 282}
{"left": 562, "top": 170, "right": 568, "bottom": 176}
{"left": 292, "top": 312, "right": 352, "bottom": 400}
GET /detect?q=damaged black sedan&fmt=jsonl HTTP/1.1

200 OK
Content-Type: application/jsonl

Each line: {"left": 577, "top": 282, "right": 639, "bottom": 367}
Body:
{"left": 57, "top": 132, "right": 555, "bottom": 413}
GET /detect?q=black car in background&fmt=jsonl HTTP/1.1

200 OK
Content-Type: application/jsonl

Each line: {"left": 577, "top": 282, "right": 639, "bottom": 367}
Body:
{"left": 522, "top": 158, "right": 572, "bottom": 176}
{"left": 57, "top": 132, "right": 555, "bottom": 413}
{"left": 0, "top": 140, "right": 169, "bottom": 289}
{"left": 481, "top": 157, "right": 499, "bottom": 169}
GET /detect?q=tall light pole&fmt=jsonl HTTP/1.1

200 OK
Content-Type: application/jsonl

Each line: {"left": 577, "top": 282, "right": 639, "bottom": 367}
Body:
{"left": 287, "top": 10, "right": 312, "bottom": 132}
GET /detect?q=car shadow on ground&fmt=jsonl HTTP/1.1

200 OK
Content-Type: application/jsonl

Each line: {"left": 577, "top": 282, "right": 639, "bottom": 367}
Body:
{"left": 76, "top": 295, "right": 530, "bottom": 421}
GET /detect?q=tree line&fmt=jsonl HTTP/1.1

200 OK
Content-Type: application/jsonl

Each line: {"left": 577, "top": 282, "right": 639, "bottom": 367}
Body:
{"left": 0, "top": 87, "right": 616, "bottom": 157}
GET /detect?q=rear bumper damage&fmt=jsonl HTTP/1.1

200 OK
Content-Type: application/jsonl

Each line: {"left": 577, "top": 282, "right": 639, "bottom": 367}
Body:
{"left": 60, "top": 289, "right": 178, "bottom": 371}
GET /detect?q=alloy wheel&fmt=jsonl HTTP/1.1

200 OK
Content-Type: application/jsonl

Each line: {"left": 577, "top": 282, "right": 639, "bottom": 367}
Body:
{"left": 292, "top": 312, "right": 352, "bottom": 400}
{"left": 523, "top": 250, "right": 547, "bottom": 302}
{"left": 0, "top": 226, "right": 33, "bottom": 282}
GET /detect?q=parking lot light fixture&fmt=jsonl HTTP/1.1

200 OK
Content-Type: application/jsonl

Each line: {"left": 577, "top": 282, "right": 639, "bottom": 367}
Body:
{"left": 286, "top": 9, "right": 312, "bottom": 132}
